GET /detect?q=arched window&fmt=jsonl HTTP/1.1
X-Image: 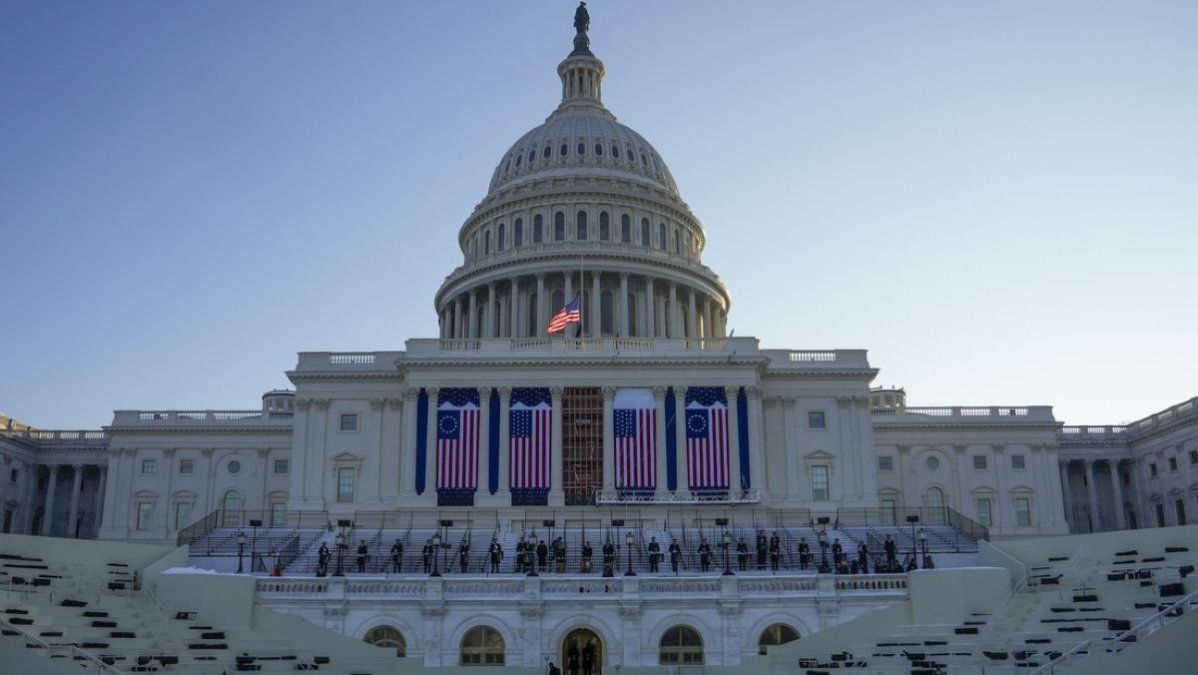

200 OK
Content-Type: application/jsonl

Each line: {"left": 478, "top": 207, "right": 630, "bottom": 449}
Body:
{"left": 526, "top": 292, "right": 538, "bottom": 336}
{"left": 600, "top": 290, "right": 614, "bottom": 335}
{"left": 515, "top": 153, "right": 522, "bottom": 167}
{"left": 620, "top": 214, "right": 631, "bottom": 243}
{"left": 221, "top": 490, "right": 242, "bottom": 527}
{"left": 364, "top": 625, "right": 406, "bottom": 657}
{"left": 758, "top": 624, "right": 800, "bottom": 655}
{"left": 577, "top": 142, "right": 586, "bottom": 156}
{"left": 514, "top": 218, "right": 523, "bottom": 247}
{"left": 484, "top": 230, "right": 491, "bottom": 255}
{"left": 673, "top": 229, "right": 680, "bottom": 253}
{"left": 534, "top": 214, "right": 543, "bottom": 243}
{"left": 659, "top": 626, "right": 703, "bottom": 665}
{"left": 641, "top": 218, "right": 650, "bottom": 246}
{"left": 554, "top": 212, "right": 566, "bottom": 241}
{"left": 460, "top": 626, "right": 504, "bottom": 666}
{"left": 627, "top": 292, "right": 638, "bottom": 336}
{"left": 658, "top": 223, "right": 666, "bottom": 250}
{"left": 599, "top": 211, "right": 610, "bottom": 241}
{"left": 612, "top": 145, "right": 620, "bottom": 158}
{"left": 544, "top": 145, "right": 552, "bottom": 160}
{"left": 528, "top": 149, "right": 536, "bottom": 163}
{"left": 924, "top": 486, "right": 946, "bottom": 524}
{"left": 576, "top": 211, "right": 588, "bottom": 240}
{"left": 560, "top": 143, "right": 568, "bottom": 157}
{"left": 497, "top": 223, "right": 506, "bottom": 251}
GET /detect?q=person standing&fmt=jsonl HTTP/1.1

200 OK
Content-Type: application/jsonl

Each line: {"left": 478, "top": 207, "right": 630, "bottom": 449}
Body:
{"left": 736, "top": 537, "right": 749, "bottom": 571}
{"left": 581, "top": 541, "right": 593, "bottom": 573}
{"left": 488, "top": 537, "right": 503, "bottom": 573}
{"left": 422, "top": 538, "right": 434, "bottom": 574}
{"left": 459, "top": 537, "right": 471, "bottom": 573}
{"left": 602, "top": 539, "right": 615, "bottom": 577}
{"left": 536, "top": 539, "right": 549, "bottom": 572}
{"left": 317, "top": 542, "right": 331, "bottom": 576}
{"left": 553, "top": 536, "right": 567, "bottom": 573}
{"left": 647, "top": 537, "right": 661, "bottom": 573}
{"left": 698, "top": 538, "right": 713, "bottom": 572}
{"left": 755, "top": 531, "right": 768, "bottom": 570}
{"left": 884, "top": 535, "right": 897, "bottom": 569}
{"left": 769, "top": 531, "right": 781, "bottom": 571}
{"left": 389, "top": 539, "right": 403, "bottom": 573}
{"left": 857, "top": 542, "right": 869, "bottom": 574}
{"left": 567, "top": 642, "right": 581, "bottom": 675}
{"left": 668, "top": 538, "right": 682, "bottom": 574}
{"left": 581, "top": 639, "right": 596, "bottom": 675}
{"left": 356, "top": 541, "right": 368, "bottom": 573}
{"left": 831, "top": 538, "right": 843, "bottom": 567}
{"left": 798, "top": 538, "right": 811, "bottom": 571}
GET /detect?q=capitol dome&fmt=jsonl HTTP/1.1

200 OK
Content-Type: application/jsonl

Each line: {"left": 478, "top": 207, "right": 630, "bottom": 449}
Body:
{"left": 434, "top": 8, "right": 729, "bottom": 342}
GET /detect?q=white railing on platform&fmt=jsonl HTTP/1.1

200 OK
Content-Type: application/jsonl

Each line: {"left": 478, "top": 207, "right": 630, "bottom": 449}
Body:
{"left": 594, "top": 488, "right": 762, "bottom": 505}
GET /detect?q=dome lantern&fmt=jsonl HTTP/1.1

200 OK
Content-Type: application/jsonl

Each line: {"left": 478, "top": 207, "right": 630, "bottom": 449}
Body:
{"left": 557, "top": 2, "right": 605, "bottom": 113}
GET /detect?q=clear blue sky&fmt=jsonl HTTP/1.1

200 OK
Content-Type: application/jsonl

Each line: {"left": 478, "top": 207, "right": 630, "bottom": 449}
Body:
{"left": 2, "top": 1, "right": 1195, "bottom": 429}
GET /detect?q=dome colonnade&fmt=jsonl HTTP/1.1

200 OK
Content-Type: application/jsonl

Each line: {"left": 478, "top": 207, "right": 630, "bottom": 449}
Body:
{"left": 433, "top": 8, "right": 729, "bottom": 340}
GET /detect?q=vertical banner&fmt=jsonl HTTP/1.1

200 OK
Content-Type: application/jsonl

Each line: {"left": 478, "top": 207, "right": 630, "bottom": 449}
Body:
{"left": 665, "top": 387, "right": 678, "bottom": 491}
{"left": 488, "top": 388, "right": 500, "bottom": 495}
{"left": 510, "top": 388, "right": 551, "bottom": 496}
{"left": 437, "top": 388, "right": 480, "bottom": 492}
{"left": 685, "top": 387, "right": 729, "bottom": 491}
{"left": 737, "top": 386, "right": 750, "bottom": 490}
{"left": 613, "top": 388, "right": 656, "bottom": 491}
{"left": 415, "top": 388, "right": 428, "bottom": 495}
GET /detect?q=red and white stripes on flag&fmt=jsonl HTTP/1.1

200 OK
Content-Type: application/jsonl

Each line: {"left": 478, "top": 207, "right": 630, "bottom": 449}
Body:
{"left": 436, "top": 388, "right": 480, "bottom": 491}
{"left": 509, "top": 387, "right": 552, "bottom": 490}
{"left": 614, "top": 388, "right": 656, "bottom": 490}
{"left": 684, "top": 387, "right": 730, "bottom": 490}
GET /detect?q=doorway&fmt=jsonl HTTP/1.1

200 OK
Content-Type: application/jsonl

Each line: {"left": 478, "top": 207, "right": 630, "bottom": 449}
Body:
{"left": 560, "top": 627, "right": 603, "bottom": 675}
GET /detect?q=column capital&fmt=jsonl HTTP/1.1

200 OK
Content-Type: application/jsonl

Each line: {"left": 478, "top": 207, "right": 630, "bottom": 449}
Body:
{"left": 991, "top": 443, "right": 1005, "bottom": 454}
{"left": 652, "top": 386, "right": 667, "bottom": 401}
{"left": 313, "top": 398, "right": 331, "bottom": 410}
{"left": 745, "top": 386, "right": 762, "bottom": 400}
{"left": 48, "top": 464, "right": 61, "bottom": 475}
{"left": 480, "top": 387, "right": 492, "bottom": 403}
{"left": 369, "top": 398, "right": 386, "bottom": 411}
{"left": 602, "top": 386, "right": 616, "bottom": 401}
{"left": 404, "top": 388, "right": 421, "bottom": 402}
{"left": 295, "top": 399, "right": 312, "bottom": 411}
{"left": 71, "top": 463, "right": 84, "bottom": 471}
{"left": 897, "top": 445, "right": 911, "bottom": 454}
{"left": 497, "top": 386, "right": 511, "bottom": 399}
{"left": 724, "top": 385, "right": 738, "bottom": 399}
{"left": 426, "top": 387, "right": 440, "bottom": 399}
{"left": 836, "top": 396, "right": 852, "bottom": 409}
{"left": 550, "top": 386, "right": 564, "bottom": 400}
{"left": 386, "top": 398, "right": 404, "bottom": 411}
{"left": 536, "top": 272, "right": 545, "bottom": 281}
{"left": 952, "top": 444, "right": 967, "bottom": 455}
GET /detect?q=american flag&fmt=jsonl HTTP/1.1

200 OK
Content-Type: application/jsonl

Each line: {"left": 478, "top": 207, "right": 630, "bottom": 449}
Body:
{"left": 685, "top": 387, "right": 729, "bottom": 490}
{"left": 546, "top": 297, "right": 581, "bottom": 335}
{"left": 509, "top": 388, "right": 551, "bottom": 490}
{"left": 437, "top": 388, "right": 479, "bottom": 491}
{"left": 614, "top": 388, "right": 656, "bottom": 490}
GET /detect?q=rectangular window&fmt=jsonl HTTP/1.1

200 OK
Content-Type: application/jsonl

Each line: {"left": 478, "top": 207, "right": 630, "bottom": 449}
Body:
{"left": 1014, "top": 497, "right": 1032, "bottom": 527}
{"left": 337, "top": 467, "right": 355, "bottom": 503}
{"left": 1150, "top": 463, "right": 1158, "bottom": 477}
{"left": 271, "top": 502, "right": 287, "bottom": 526}
{"left": 1168, "top": 457, "right": 1178, "bottom": 472}
{"left": 141, "top": 459, "right": 157, "bottom": 475}
{"left": 1155, "top": 503, "right": 1166, "bottom": 527}
{"left": 1190, "top": 450, "right": 1198, "bottom": 465}
{"left": 1176, "top": 499, "right": 1187, "bottom": 526}
{"left": 973, "top": 455, "right": 988, "bottom": 470}
{"left": 136, "top": 502, "right": 153, "bottom": 531}
{"left": 174, "top": 502, "right": 192, "bottom": 530}
{"left": 975, "top": 498, "right": 993, "bottom": 527}
{"left": 339, "top": 413, "right": 358, "bottom": 432}
{"left": 178, "top": 459, "right": 194, "bottom": 475}
{"left": 273, "top": 459, "right": 289, "bottom": 475}
{"left": 880, "top": 499, "right": 896, "bottom": 525}
{"left": 1011, "top": 455, "right": 1026, "bottom": 470}
{"left": 807, "top": 411, "right": 826, "bottom": 429}
{"left": 877, "top": 456, "right": 893, "bottom": 471}
{"left": 811, "top": 465, "right": 829, "bottom": 501}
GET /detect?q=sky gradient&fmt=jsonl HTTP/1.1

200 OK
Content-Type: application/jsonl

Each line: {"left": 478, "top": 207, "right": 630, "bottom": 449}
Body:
{"left": 2, "top": 1, "right": 1195, "bottom": 429}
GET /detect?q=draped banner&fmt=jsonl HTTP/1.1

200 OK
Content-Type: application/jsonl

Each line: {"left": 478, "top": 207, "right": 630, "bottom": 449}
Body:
{"left": 614, "top": 388, "right": 656, "bottom": 491}
{"left": 437, "top": 388, "right": 479, "bottom": 492}
{"left": 510, "top": 387, "right": 551, "bottom": 494}
{"left": 685, "top": 387, "right": 729, "bottom": 490}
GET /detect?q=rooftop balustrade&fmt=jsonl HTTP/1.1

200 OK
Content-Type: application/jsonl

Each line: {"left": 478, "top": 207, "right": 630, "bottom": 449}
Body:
{"left": 110, "top": 409, "right": 295, "bottom": 427}
{"left": 872, "top": 405, "right": 1056, "bottom": 424}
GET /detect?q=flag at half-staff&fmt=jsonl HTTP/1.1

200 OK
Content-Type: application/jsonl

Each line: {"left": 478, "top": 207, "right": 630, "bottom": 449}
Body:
{"left": 546, "top": 296, "right": 581, "bottom": 335}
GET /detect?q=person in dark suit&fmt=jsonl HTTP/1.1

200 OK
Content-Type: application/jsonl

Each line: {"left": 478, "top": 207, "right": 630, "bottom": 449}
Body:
{"left": 698, "top": 538, "right": 713, "bottom": 572}
{"left": 356, "top": 541, "right": 368, "bottom": 573}
{"left": 536, "top": 539, "right": 549, "bottom": 571}
{"left": 553, "top": 537, "right": 567, "bottom": 573}
{"left": 389, "top": 539, "right": 403, "bottom": 573}
{"left": 736, "top": 537, "right": 749, "bottom": 571}
{"left": 488, "top": 537, "right": 503, "bottom": 573}
{"left": 458, "top": 537, "right": 471, "bottom": 573}
{"left": 857, "top": 543, "right": 869, "bottom": 574}
{"left": 602, "top": 539, "right": 615, "bottom": 577}
{"left": 668, "top": 538, "right": 682, "bottom": 573}
{"left": 798, "top": 538, "right": 811, "bottom": 570}
{"left": 581, "top": 639, "right": 597, "bottom": 675}
{"left": 884, "top": 535, "right": 897, "bottom": 567}
{"left": 580, "top": 541, "right": 593, "bottom": 573}
{"left": 831, "top": 538, "right": 843, "bottom": 566}
{"left": 567, "top": 643, "right": 581, "bottom": 675}
{"left": 548, "top": 660, "right": 562, "bottom": 675}
{"left": 769, "top": 531, "right": 781, "bottom": 571}
{"left": 755, "top": 531, "right": 768, "bottom": 570}
{"left": 317, "top": 543, "right": 331, "bottom": 576}
{"left": 422, "top": 539, "right": 434, "bottom": 574}
{"left": 647, "top": 537, "right": 661, "bottom": 573}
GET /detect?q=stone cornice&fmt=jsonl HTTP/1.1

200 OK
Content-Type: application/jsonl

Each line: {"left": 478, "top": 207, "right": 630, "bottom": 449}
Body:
{"left": 105, "top": 425, "right": 294, "bottom": 436}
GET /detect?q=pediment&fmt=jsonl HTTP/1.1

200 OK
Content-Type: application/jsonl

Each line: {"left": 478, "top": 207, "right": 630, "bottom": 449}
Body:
{"left": 803, "top": 449, "right": 836, "bottom": 461}
{"left": 331, "top": 452, "right": 362, "bottom": 463}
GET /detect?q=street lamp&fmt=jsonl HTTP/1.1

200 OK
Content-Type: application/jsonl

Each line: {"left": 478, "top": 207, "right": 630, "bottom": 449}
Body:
{"left": 624, "top": 531, "right": 636, "bottom": 577}
{"left": 430, "top": 531, "right": 443, "bottom": 577}
{"left": 526, "top": 532, "right": 539, "bottom": 577}
{"left": 236, "top": 531, "right": 247, "bottom": 573}
{"left": 918, "top": 529, "right": 929, "bottom": 568}
{"left": 333, "top": 530, "right": 347, "bottom": 577}
{"left": 249, "top": 519, "right": 261, "bottom": 573}
{"left": 721, "top": 529, "right": 734, "bottom": 576}
{"left": 906, "top": 515, "right": 920, "bottom": 569}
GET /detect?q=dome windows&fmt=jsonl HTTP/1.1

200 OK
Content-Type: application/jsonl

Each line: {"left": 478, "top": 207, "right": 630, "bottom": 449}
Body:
{"left": 611, "top": 145, "right": 620, "bottom": 159}
{"left": 515, "top": 154, "right": 522, "bottom": 167}
{"left": 528, "top": 149, "right": 536, "bottom": 163}
{"left": 627, "top": 147, "right": 635, "bottom": 163}
{"left": 498, "top": 223, "right": 506, "bottom": 251}
{"left": 577, "top": 142, "right": 586, "bottom": 156}
{"left": 560, "top": 143, "right": 568, "bottom": 157}
{"left": 554, "top": 212, "right": 565, "bottom": 241}
{"left": 533, "top": 214, "right": 544, "bottom": 243}
{"left": 484, "top": 230, "right": 492, "bottom": 255}
{"left": 599, "top": 211, "right": 610, "bottom": 240}
{"left": 640, "top": 218, "right": 650, "bottom": 247}
{"left": 595, "top": 143, "right": 603, "bottom": 156}
{"left": 621, "top": 214, "right": 631, "bottom": 243}
{"left": 658, "top": 222, "right": 666, "bottom": 250}
{"left": 514, "top": 218, "right": 523, "bottom": 247}
{"left": 576, "top": 211, "right": 588, "bottom": 240}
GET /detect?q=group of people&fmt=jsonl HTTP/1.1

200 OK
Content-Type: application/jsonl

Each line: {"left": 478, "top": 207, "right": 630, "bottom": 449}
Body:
{"left": 312, "top": 530, "right": 932, "bottom": 576}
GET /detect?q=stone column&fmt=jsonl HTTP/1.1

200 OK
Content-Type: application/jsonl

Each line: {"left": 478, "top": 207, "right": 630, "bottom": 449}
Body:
{"left": 703, "top": 298, "right": 713, "bottom": 339}
{"left": 993, "top": 444, "right": 1009, "bottom": 530}
{"left": 687, "top": 288, "right": 698, "bottom": 339}
{"left": 1059, "top": 460, "right": 1074, "bottom": 532}
{"left": 425, "top": 387, "right": 440, "bottom": 498}
{"left": 67, "top": 464, "right": 83, "bottom": 538}
{"left": 725, "top": 386, "right": 741, "bottom": 494}
{"left": 619, "top": 273, "right": 629, "bottom": 337}
{"left": 602, "top": 387, "right": 615, "bottom": 491}
{"left": 1084, "top": 460, "right": 1100, "bottom": 532}
{"left": 645, "top": 277, "right": 656, "bottom": 338}
{"left": 564, "top": 273, "right": 573, "bottom": 308}
{"left": 674, "top": 387, "right": 688, "bottom": 492}
{"left": 510, "top": 278, "right": 521, "bottom": 338}
{"left": 549, "top": 387, "right": 564, "bottom": 506}
{"left": 668, "top": 283, "right": 679, "bottom": 338}
{"left": 400, "top": 388, "right": 419, "bottom": 497}
{"left": 1109, "top": 460, "right": 1127, "bottom": 530}
{"left": 591, "top": 271, "right": 601, "bottom": 337}
{"left": 92, "top": 466, "right": 107, "bottom": 535}
{"left": 478, "top": 388, "right": 492, "bottom": 497}
{"left": 746, "top": 387, "right": 766, "bottom": 493}
{"left": 497, "top": 388, "right": 512, "bottom": 502}
{"left": 41, "top": 465, "right": 59, "bottom": 536}
{"left": 498, "top": 290, "right": 508, "bottom": 338}
{"left": 653, "top": 386, "right": 668, "bottom": 498}
{"left": 468, "top": 290, "right": 478, "bottom": 339}
{"left": 453, "top": 297, "right": 463, "bottom": 339}
{"left": 536, "top": 273, "right": 546, "bottom": 336}
{"left": 487, "top": 282, "right": 497, "bottom": 338}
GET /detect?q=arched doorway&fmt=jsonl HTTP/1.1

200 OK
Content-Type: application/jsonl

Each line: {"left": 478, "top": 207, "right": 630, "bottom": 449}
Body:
{"left": 560, "top": 627, "right": 603, "bottom": 675}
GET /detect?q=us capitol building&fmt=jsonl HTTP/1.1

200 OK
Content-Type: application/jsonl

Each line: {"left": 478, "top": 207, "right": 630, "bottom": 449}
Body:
{"left": 2, "top": 6, "right": 1196, "bottom": 670}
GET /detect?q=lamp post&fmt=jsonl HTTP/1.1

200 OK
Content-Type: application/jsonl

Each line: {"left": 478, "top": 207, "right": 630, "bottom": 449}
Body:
{"left": 906, "top": 514, "right": 920, "bottom": 568}
{"left": 918, "top": 529, "right": 929, "bottom": 568}
{"left": 817, "top": 527, "right": 830, "bottom": 574}
{"left": 333, "top": 530, "right": 347, "bottom": 577}
{"left": 721, "top": 529, "right": 734, "bottom": 576}
{"left": 430, "top": 531, "right": 443, "bottom": 577}
{"left": 236, "top": 531, "right": 247, "bottom": 573}
{"left": 624, "top": 531, "right": 636, "bottom": 577}
{"left": 526, "top": 532, "right": 539, "bottom": 577}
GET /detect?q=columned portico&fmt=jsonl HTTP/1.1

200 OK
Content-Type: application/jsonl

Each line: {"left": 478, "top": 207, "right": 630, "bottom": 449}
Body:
{"left": 41, "top": 464, "right": 59, "bottom": 536}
